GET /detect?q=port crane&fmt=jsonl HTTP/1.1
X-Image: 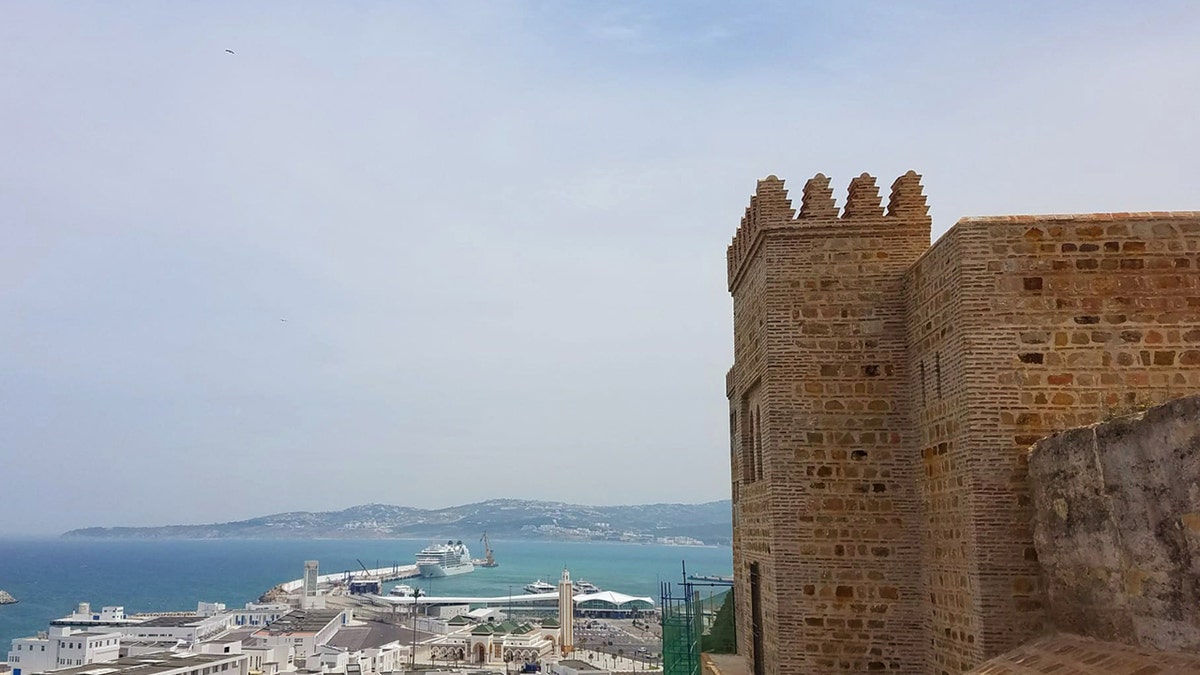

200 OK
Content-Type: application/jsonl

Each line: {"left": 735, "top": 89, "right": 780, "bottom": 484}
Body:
{"left": 356, "top": 559, "right": 373, "bottom": 578}
{"left": 479, "top": 532, "right": 498, "bottom": 567}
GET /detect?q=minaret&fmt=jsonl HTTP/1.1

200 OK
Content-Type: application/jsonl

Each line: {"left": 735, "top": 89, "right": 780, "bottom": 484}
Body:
{"left": 302, "top": 560, "right": 324, "bottom": 609}
{"left": 558, "top": 568, "right": 574, "bottom": 655}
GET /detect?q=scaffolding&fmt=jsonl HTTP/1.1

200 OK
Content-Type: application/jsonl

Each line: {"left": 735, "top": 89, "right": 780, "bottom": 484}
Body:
{"left": 660, "top": 563, "right": 714, "bottom": 675}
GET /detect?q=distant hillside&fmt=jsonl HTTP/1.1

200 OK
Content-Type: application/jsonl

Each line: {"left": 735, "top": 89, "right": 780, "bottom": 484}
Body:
{"left": 62, "top": 499, "right": 733, "bottom": 545}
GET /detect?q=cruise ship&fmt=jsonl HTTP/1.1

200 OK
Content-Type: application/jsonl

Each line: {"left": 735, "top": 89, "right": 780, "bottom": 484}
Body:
{"left": 416, "top": 540, "right": 474, "bottom": 578}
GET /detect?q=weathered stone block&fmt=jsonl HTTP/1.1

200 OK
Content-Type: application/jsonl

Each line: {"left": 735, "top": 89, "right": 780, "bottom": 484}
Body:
{"left": 1030, "top": 395, "right": 1200, "bottom": 653}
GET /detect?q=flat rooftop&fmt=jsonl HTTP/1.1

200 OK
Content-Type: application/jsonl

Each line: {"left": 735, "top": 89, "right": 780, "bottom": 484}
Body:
{"left": 211, "top": 628, "right": 258, "bottom": 643}
{"left": 324, "top": 622, "right": 405, "bottom": 652}
{"left": 559, "top": 660, "right": 602, "bottom": 671}
{"left": 135, "top": 616, "right": 206, "bottom": 628}
{"left": 258, "top": 610, "right": 342, "bottom": 635}
{"left": 47, "top": 652, "right": 242, "bottom": 675}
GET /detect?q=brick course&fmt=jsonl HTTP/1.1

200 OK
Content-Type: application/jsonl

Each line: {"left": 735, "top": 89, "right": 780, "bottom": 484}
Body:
{"left": 725, "top": 172, "right": 1200, "bottom": 675}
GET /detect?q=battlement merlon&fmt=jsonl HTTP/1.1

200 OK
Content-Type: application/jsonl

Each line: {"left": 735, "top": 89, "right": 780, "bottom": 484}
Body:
{"left": 726, "top": 170, "right": 931, "bottom": 292}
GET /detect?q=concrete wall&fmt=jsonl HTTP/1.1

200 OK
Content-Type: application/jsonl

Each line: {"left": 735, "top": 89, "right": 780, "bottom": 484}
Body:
{"left": 1030, "top": 395, "right": 1200, "bottom": 653}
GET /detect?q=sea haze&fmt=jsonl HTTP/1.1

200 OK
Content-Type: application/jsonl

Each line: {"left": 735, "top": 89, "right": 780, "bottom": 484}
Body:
{"left": 0, "top": 537, "right": 732, "bottom": 648}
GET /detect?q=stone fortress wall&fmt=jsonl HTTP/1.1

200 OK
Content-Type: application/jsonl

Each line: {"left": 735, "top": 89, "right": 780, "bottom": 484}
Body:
{"left": 725, "top": 171, "right": 1200, "bottom": 674}
{"left": 965, "top": 395, "right": 1200, "bottom": 674}
{"left": 1028, "top": 395, "right": 1200, "bottom": 654}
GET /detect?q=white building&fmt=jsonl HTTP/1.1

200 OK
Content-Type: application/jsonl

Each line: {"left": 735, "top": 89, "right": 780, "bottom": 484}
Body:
{"left": 45, "top": 651, "right": 247, "bottom": 675}
{"left": 241, "top": 643, "right": 293, "bottom": 675}
{"left": 315, "top": 621, "right": 410, "bottom": 675}
{"left": 428, "top": 620, "right": 555, "bottom": 667}
{"left": 7, "top": 626, "right": 122, "bottom": 675}
{"left": 229, "top": 604, "right": 291, "bottom": 629}
{"left": 49, "top": 604, "right": 136, "bottom": 631}
{"left": 116, "top": 613, "right": 233, "bottom": 644}
{"left": 196, "top": 603, "right": 227, "bottom": 617}
{"left": 251, "top": 609, "right": 347, "bottom": 668}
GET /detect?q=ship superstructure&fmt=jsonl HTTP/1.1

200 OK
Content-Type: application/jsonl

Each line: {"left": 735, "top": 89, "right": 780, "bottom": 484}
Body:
{"left": 415, "top": 540, "right": 474, "bottom": 578}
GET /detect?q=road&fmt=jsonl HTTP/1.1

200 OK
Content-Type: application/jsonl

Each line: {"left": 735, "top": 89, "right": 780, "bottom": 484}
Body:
{"left": 574, "top": 618, "right": 661, "bottom": 664}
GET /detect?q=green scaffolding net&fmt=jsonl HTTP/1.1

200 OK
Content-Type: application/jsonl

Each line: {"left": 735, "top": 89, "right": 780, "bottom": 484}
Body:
{"left": 660, "top": 586, "right": 704, "bottom": 675}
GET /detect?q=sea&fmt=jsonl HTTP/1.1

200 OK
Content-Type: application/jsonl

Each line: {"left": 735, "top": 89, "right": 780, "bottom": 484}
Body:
{"left": 0, "top": 537, "right": 732, "bottom": 649}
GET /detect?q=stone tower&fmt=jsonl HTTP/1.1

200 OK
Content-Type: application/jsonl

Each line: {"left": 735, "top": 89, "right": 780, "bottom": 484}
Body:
{"left": 727, "top": 172, "right": 1200, "bottom": 674}
{"left": 558, "top": 568, "right": 575, "bottom": 655}
{"left": 726, "top": 172, "right": 932, "bottom": 673}
{"left": 302, "top": 559, "right": 324, "bottom": 609}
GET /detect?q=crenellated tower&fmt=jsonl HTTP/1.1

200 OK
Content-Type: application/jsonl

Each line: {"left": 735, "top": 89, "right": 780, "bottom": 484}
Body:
{"left": 727, "top": 170, "right": 1200, "bottom": 674}
{"left": 727, "top": 172, "right": 931, "bottom": 675}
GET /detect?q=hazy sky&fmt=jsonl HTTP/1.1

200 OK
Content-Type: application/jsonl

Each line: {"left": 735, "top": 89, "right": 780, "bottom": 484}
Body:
{"left": 3, "top": 2, "right": 1198, "bottom": 535}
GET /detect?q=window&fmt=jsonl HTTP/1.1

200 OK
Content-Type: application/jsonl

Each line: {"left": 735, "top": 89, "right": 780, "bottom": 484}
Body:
{"left": 753, "top": 405, "right": 764, "bottom": 481}
{"left": 744, "top": 408, "right": 753, "bottom": 480}
{"left": 935, "top": 351, "right": 943, "bottom": 398}
{"left": 729, "top": 411, "right": 738, "bottom": 482}
{"left": 741, "top": 382, "right": 765, "bottom": 484}
{"left": 742, "top": 407, "right": 756, "bottom": 483}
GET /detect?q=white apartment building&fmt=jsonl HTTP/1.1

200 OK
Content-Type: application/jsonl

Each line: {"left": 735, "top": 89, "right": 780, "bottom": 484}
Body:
{"left": 251, "top": 609, "right": 347, "bottom": 668}
{"left": 116, "top": 614, "right": 233, "bottom": 644}
{"left": 7, "top": 626, "right": 122, "bottom": 675}
{"left": 50, "top": 604, "right": 136, "bottom": 631}
{"left": 240, "top": 643, "right": 292, "bottom": 675}
{"left": 316, "top": 621, "right": 410, "bottom": 675}
{"left": 45, "top": 651, "right": 248, "bottom": 675}
{"left": 228, "top": 604, "right": 290, "bottom": 629}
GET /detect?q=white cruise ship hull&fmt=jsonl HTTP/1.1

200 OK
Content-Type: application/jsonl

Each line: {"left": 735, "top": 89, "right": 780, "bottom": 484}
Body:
{"left": 418, "top": 562, "right": 474, "bottom": 578}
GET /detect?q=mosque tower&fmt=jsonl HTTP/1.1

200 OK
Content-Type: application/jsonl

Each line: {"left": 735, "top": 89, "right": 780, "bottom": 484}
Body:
{"left": 302, "top": 560, "right": 325, "bottom": 609}
{"left": 558, "top": 568, "right": 575, "bottom": 655}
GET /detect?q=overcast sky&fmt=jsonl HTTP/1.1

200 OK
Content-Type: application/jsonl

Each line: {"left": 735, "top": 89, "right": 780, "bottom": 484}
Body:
{"left": 2, "top": 2, "right": 1198, "bottom": 535}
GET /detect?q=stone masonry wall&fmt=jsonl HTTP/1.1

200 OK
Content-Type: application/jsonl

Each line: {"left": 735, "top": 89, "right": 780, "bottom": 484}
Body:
{"left": 727, "top": 173, "right": 931, "bottom": 674}
{"left": 728, "top": 171, "right": 1200, "bottom": 675}
{"left": 954, "top": 213, "right": 1200, "bottom": 665}
{"left": 903, "top": 230, "right": 980, "bottom": 673}
{"left": 1029, "top": 395, "right": 1200, "bottom": 653}
{"left": 903, "top": 212, "right": 1200, "bottom": 671}
{"left": 729, "top": 247, "right": 777, "bottom": 669}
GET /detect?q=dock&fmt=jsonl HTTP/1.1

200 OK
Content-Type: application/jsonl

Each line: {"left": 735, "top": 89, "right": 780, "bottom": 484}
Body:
{"left": 686, "top": 574, "right": 733, "bottom": 585}
{"left": 277, "top": 564, "right": 420, "bottom": 593}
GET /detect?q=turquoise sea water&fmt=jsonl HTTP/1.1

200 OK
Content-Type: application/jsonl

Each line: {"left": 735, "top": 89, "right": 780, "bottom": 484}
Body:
{"left": 0, "top": 538, "right": 731, "bottom": 649}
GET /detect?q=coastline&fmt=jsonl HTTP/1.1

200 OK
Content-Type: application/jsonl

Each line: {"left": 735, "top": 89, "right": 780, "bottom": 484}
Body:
{"left": 0, "top": 537, "right": 732, "bottom": 650}
{"left": 44, "top": 535, "right": 729, "bottom": 547}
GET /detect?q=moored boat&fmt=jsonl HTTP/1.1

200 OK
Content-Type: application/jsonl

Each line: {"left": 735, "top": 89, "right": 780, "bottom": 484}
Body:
{"left": 523, "top": 579, "right": 556, "bottom": 594}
